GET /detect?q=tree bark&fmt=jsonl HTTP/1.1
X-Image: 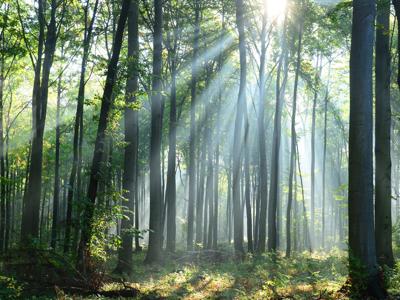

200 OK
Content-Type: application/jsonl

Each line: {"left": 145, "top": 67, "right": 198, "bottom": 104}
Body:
{"left": 256, "top": 16, "right": 268, "bottom": 253}
{"left": 145, "top": 0, "right": 163, "bottom": 264}
{"left": 232, "top": 0, "right": 247, "bottom": 255}
{"left": 187, "top": 0, "right": 200, "bottom": 251}
{"left": 375, "top": 0, "right": 394, "bottom": 268}
{"left": 115, "top": 0, "right": 139, "bottom": 274}
{"left": 21, "top": 0, "right": 57, "bottom": 243}
{"left": 77, "top": 0, "right": 130, "bottom": 272}
{"left": 286, "top": 21, "right": 302, "bottom": 258}
{"left": 268, "top": 21, "right": 288, "bottom": 252}
{"left": 349, "top": 0, "right": 386, "bottom": 296}
{"left": 51, "top": 69, "right": 62, "bottom": 249}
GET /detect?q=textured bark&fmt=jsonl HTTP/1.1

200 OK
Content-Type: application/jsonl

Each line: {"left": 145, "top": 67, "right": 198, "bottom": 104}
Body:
{"left": 375, "top": 0, "right": 394, "bottom": 268}
{"left": 115, "top": 0, "right": 139, "bottom": 274}
{"left": 145, "top": 0, "right": 163, "bottom": 263}
{"left": 349, "top": 0, "right": 386, "bottom": 296}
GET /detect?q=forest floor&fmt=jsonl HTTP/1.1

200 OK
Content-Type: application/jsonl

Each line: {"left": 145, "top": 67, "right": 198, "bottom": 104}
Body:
{"left": 3, "top": 247, "right": 400, "bottom": 299}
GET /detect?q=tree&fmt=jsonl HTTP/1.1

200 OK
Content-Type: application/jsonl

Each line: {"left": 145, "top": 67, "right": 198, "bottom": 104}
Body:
{"left": 268, "top": 20, "right": 288, "bottom": 252}
{"left": 64, "top": 0, "right": 99, "bottom": 254}
{"left": 232, "top": 0, "right": 247, "bottom": 255}
{"left": 77, "top": 0, "right": 130, "bottom": 271}
{"left": 145, "top": 0, "right": 163, "bottom": 263}
{"left": 21, "top": 0, "right": 60, "bottom": 243}
{"left": 256, "top": 15, "right": 268, "bottom": 253}
{"left": 115, "top": 0, "right": 139, "bottom": 274}
{"left": 375, "top": 0, "right": 394, "bottom": 268}
{"left": 348, "top": 0, "right": 386, "bottom": 296}
{"left": 187, "top": 0, "right": 200, "bottom": 251}
{"left": 286, "top": 16, "right": 303, "bottom": 258}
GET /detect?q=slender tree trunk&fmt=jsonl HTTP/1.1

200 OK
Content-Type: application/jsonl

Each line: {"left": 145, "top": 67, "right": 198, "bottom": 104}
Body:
{"left": 232, "top": 0, "right": 247, "bottom": 255}
{"left": 51, "top": 71, "right": 62, "bottom": 249}
{"left": 165, "top": 29, "right": 178, "bottom": 253}
{"left": 64, "top": 0, "right": 99, "bottom": 253}
{"left": 115, "top": 0, "right": 139, "bottom": 274}
{"left": 77, "top": 0, "right": 130, "bottom": 271}
{"left": 310, "top": 55, "right": 320, "bottom": 247}
{"left": 187, "top": 0, "right": 200, "bottom": 251}
{"left": 145, "top": 0, "right": 163, "bottom": 263}
{"left": 0, "top": 51, "right": 5, "bottom": 252}
{"left": 21, "top": 0, "right": 57, "bottom": 243}
{"left": 256, "top": 16, "right": 268, "bottom": 253}
{"left": 286, "top": 21, "right": 302, "bottom": 258}
{"left": 375, "top": 0, "right": 394, "bottom": 268}
{"left": 244, "top": 109, "right": 253, "bottom": 253}
{"left": 268, "top": 22, "right": 288, "bottom": 252}
{"left": 349, "top": 0, "right": 386, "bottom": 296}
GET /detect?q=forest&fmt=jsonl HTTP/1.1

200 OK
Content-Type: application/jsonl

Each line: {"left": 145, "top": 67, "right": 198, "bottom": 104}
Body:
{"left": 0, "top": 0, "right": 399, "bottom": 298}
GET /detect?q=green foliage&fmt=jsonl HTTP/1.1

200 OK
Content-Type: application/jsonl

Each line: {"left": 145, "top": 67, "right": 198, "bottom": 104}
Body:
{"left": 0, "top": 276, "right": 23, "bottom": 299}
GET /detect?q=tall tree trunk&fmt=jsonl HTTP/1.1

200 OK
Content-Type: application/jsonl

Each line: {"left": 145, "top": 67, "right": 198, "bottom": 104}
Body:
{"left": 51, "top": 70, "right": 62, "bottom": 249}
{"left": 349, "top": 0, "right": 386, "bottom": 296}
{"left": 375, "top": 0, "right": 394, "bottom": 268}
{"left": 165, "top": 29, "right": 178, "bottom": 253}
{"left": 21, "top": 0, "right": 58, "bottom": 243}
{"left": 196, "top": 141, "right": 206, "bottom": 245}
{"left": 77, "top": 0, "right": 130, "bottom": 272}
{"left": 286, "top": 21, "right": 303, "bottom": 258}
{"left": 310, "top": 55, "right": 320, "bottom": 247}
{"left": 115, "top": 0, "right": 139, "bottom": 274}
{"left": 244, "top": 109, "right": 253, "bottom": 253}
{"left": 64, "top": 0, "right": 99, "bottom": 253}
{"left": 145, "top": 0, "right": 163, "bottom": 264}
{"left": 187, "top": 0, "right": 200, "bottom": 251}
{"left": 0, "top": 45, "right": 5, "bottom": 252}
{"left": 268, "top": 22, "right": 288, "bottom": 252}
{"left": 232, "top": 0, "right": 246, "bottom": 255}
{"left": 256, "top": 16, "right": 268, "bottom": 253}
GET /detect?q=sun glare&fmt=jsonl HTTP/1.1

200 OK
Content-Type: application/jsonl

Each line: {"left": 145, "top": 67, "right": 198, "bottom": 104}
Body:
{"left": 265, "top": 0, "right": 287, "bottom": 22}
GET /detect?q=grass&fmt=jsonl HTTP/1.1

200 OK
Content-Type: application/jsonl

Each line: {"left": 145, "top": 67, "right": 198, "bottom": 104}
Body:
{"left": 109, "top": 248, "right": 348, "bottom": 299}
{"left": 12, "top": 247, "right": 400, "bottom": 299}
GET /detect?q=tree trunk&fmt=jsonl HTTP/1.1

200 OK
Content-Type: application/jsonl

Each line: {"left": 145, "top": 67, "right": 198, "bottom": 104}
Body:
{"left": 256, "top": 16, "right": 268, "bottom": 253}
{"left": 115, "top": 0, "right": 139, "bottom": 274}
{"left": 244, "top": 108, "right": 253, "bottom": 253}
{"left": 375, "top": 0, "right": 394, "bottom": 268}
{"left": 268, "top": 21, "right": 288, "bottom": 252}
{"left": 51, "top": 70, "right": 62, "bottom": 249}
{"left": 145, "top": 0, "right": 163, "bottom": 264}
{"left": 310, "top": 55, "right": 321, "bottom": 247}
{"left": 77, "top": 0, "right": 130, "bottom": 272}
{"left": 349, "top": 0, "right": 386, "bottom": 296}
{"left": 187, "top": 0, "right": 200, "bottom": 251}
{"left": 21, "top": 0, "right": 57, "bottom": 243}
{"left": 286, "top": 21, "right": 302, "bottom": 257}
{"left": 64, "top": 0, "right": 99, "bottom": 254}
{"left": 165, "top": 28, "right": 178, "bottom": 253}
{"left": 232, "top": 0, "right": 247, "bottom": 255}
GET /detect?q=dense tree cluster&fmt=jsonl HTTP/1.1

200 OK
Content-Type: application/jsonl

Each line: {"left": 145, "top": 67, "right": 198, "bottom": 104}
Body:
{"left": 0, "top": 0, "right": 399, "bottom": 297}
